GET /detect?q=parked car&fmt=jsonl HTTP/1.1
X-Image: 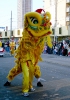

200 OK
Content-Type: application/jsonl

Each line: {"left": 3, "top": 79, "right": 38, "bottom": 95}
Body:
{"left": 0, "top": 47, "right": 4, "bottom": 57}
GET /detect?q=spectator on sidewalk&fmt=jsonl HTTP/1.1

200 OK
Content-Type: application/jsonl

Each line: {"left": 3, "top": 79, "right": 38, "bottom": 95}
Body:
{"left": 67, "top": 44, "right": 70, "bottom": 56}
{"left": 62, "top": 41, "right": 68, "bottom": 56}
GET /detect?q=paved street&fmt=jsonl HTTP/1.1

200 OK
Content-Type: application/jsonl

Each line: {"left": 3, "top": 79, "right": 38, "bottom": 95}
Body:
{"left": 0, "top": 53, "right": 70, "bottom": 100}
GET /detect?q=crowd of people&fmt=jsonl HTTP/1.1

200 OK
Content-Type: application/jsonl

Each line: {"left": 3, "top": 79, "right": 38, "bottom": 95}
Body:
{"left": 0, "top": 38, "right": 70, "bottom": 57}
{"left": 0, "top": 39, "right": 19, "bottom": 55}
{"left": 43, "top": 39, "right": 70, "bottom": 57}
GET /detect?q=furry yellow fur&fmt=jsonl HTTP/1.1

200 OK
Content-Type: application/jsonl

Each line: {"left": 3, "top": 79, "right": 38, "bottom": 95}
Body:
{"left": 6, "top": 10, "right": 52, "bottom": 93}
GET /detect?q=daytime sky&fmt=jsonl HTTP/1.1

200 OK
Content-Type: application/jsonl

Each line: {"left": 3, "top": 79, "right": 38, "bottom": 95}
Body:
{"left": 0, "top": 0, "right": 43, "bottom": 30}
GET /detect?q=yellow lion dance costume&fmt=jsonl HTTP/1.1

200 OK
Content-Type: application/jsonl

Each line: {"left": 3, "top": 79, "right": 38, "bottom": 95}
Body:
{"left": 4, "top": 9, "right": 52, "bottom": 97}
{"left": 9, "top": 39, "right": 15, "bottom": 55}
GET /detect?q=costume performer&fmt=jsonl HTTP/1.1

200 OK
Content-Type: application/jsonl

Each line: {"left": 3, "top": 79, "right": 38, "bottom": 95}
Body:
{"left": 9, "top": 39, "right": 15, "bottom": 55}
{"left": 4, "top": 9, "right": 52, "bottom": 97}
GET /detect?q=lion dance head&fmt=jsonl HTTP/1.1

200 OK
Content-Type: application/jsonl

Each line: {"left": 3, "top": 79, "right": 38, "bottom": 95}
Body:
{"left": 23, "top": 9, "right": 52, "bottom": 37}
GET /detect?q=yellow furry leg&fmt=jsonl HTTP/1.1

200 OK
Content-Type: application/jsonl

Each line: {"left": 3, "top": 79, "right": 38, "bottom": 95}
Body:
{"left": 21, "top": 61, "right": 34, "bottom": 93}
{"left": 7, "top": 64, "right": 41, "bottom": 82}
{"left": 7, "top": 65, "right": 22, "bottom": 81}
{"left": 29, "top": 61, "right": 34, "bottom": 89}
{"left": 34, "top": 65, "right": 41, "bottom": 78}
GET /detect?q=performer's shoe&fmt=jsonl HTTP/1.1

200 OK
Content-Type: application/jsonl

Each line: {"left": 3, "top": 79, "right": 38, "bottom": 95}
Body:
{"left": 37, "top": 82, "right": 43, "bottom": 87}
{"left": 29, "top": 88, "right": 35, "bottom": 92}
{"left": 23, "top": 92, "right": 29, "bottom": 97}
{"left": 4, "top": 81, "right": 11, "bottom": 86}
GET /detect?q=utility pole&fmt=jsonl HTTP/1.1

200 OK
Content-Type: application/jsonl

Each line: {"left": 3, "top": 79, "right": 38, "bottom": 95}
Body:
{"left": 54, "top": 0, "right": 57, "bottom": 42}
{"left": 10, "top": 11, "right": 12, "bottom": 37}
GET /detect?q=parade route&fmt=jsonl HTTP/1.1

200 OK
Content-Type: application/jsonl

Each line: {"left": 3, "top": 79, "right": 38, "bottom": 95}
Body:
{"left": 0, "top": 54, "right": 70, "bottom": 100}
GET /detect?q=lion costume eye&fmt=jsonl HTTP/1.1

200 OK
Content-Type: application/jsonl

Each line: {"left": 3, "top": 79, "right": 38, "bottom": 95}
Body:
{"left": 30, "top": 17, "right": 38, "bottom": 24}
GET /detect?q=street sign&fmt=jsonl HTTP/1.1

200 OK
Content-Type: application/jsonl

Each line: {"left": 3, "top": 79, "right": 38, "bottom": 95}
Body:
{"left": 0, "top": 27, "right": 5, "bottom": 29}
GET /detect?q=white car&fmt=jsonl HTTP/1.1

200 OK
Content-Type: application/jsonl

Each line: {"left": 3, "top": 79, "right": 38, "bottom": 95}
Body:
{"left": 0, "top": 47, "right": 4, "bottom": 57}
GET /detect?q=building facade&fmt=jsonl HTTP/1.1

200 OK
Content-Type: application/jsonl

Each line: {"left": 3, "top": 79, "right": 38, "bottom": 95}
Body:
{"left": 43, "top": 0, "right": 70, "bottom": 27}
{"left": 43, "top": 0, "right": 70, "bottom": 41}
{"left": 17, "top": 0, "right": 32, "bottom": 29}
